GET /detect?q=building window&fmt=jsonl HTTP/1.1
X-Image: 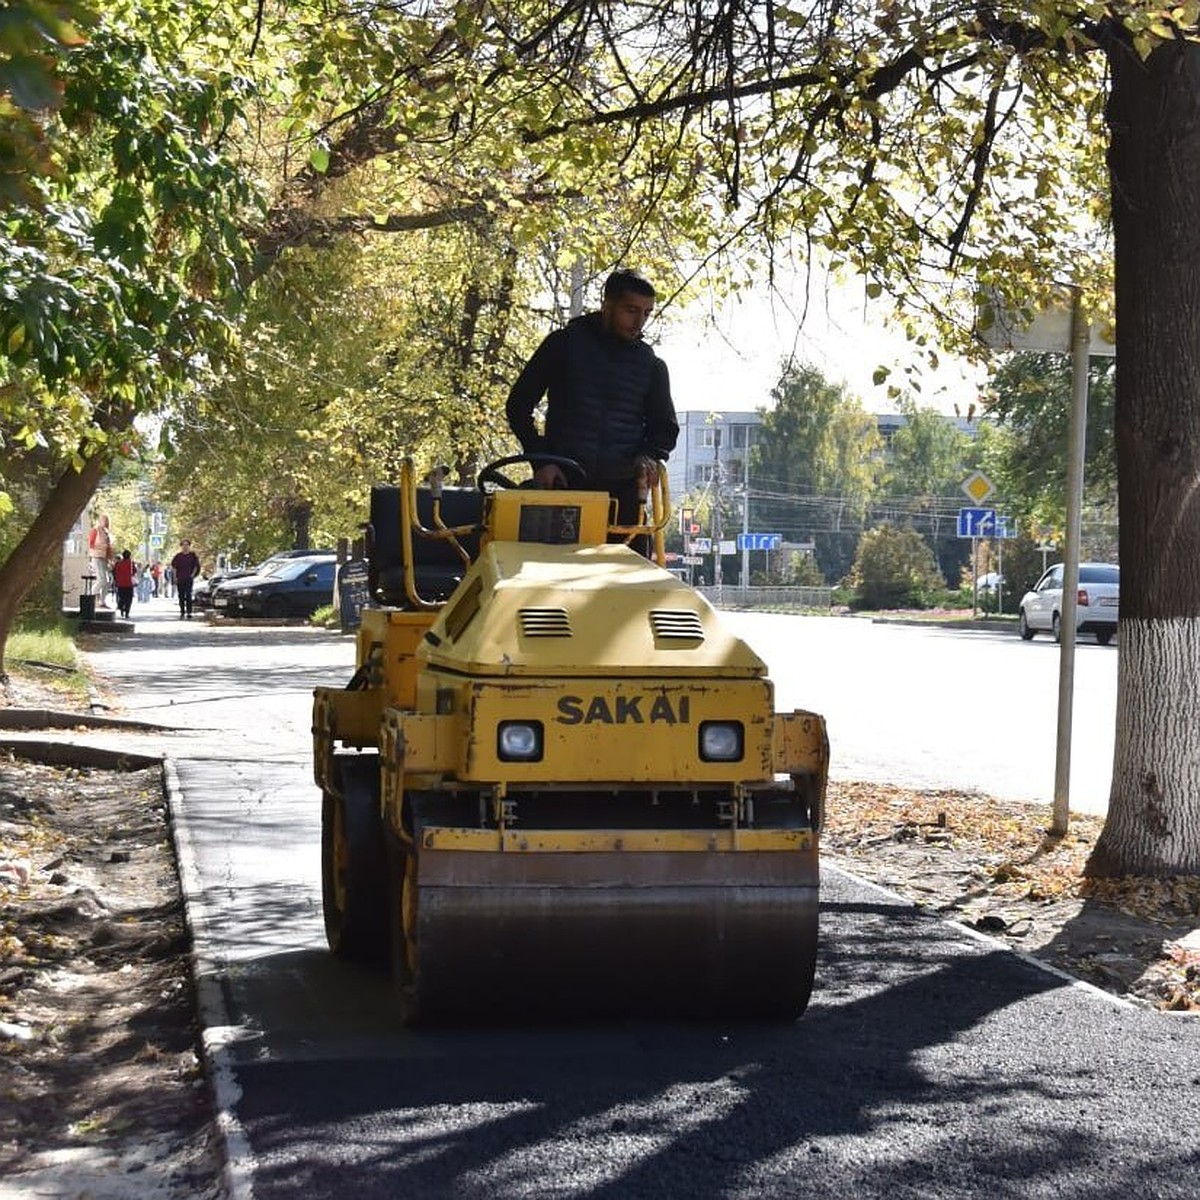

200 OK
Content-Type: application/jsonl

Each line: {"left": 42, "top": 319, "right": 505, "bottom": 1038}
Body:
{"left": 696, "top": 427, "right": 715, "bottom": 448}
{"left": 693, "top": 464, "right": 715, "bottom": 484}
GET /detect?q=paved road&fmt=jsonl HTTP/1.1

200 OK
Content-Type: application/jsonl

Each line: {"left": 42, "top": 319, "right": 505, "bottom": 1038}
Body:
{"left": 724, "top": 613, "right": 1118, "bottom": 815}
{"left": 64, "top": 603, "right": 1200, "bottom": 1200}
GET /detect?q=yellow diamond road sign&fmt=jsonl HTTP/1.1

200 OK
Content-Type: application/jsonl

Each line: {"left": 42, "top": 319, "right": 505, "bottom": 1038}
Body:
{"left": 961, "top": 471, "right": 995, "bottom": 505}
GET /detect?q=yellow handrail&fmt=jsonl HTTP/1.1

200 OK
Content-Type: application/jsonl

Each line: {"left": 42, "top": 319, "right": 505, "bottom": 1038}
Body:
{"left": 608, "top": 470, "right": 672, "bottom": 566}
{"left": 398, "top": 458, "right": 676, "bottom": 605}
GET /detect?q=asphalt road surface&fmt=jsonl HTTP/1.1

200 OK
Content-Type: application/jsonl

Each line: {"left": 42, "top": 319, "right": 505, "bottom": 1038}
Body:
{"left": 77, "top": 603, "right": 1196, "bottom": 1200}
{"left": 724, "top": 612, "right": 1118, "bottom": 816}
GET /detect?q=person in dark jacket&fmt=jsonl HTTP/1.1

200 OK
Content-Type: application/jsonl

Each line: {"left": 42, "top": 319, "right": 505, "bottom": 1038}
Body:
{"left": 505, "top": 269, "right": 679, "bottom": 540}
{"left": 170, "top": 538, "right": 202, "bottom": 619}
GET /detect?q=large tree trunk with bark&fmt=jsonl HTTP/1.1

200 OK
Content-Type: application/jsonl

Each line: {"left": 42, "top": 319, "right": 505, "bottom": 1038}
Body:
{"left": 0, "top": 453, "right": 109, "bottom": 680}
{"left": 1089, "top": 37, "right": 1200, "bottom": 876}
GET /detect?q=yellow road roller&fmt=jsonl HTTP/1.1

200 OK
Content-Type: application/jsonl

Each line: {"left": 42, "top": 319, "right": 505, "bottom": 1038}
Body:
{"left": 312, "top": 454, "right": 828, "bottom": 1021}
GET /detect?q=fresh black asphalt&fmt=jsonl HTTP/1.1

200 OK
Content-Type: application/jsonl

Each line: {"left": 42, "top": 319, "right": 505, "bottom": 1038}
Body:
{"left": 75, "top": 608, "right": 1200, "bottom": 1198}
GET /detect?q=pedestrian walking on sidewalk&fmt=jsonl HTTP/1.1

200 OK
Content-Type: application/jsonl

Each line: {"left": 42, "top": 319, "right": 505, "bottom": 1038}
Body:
{"left": 170, "top": 539, "right": 202, "bottom": 619}
{"left": 112, "top": 550, "right": 136, "bottom": 619}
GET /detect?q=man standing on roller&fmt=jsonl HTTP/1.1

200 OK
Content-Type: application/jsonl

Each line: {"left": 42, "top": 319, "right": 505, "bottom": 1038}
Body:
{"left": 505, "top": 268, "right": 679, "bottom": 537}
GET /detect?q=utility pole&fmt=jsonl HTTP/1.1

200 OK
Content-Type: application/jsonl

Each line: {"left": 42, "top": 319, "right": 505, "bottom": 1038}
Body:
{"left": 740, "top": 452, "right": 750, "bottom": 591}
{"left": 712, "top": 425, "right": 723, "bottom": 592}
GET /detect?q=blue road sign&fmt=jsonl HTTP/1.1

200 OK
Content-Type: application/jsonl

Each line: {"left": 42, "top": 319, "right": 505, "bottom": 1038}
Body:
{"left": 737, "top": 533, "right": 783, "bottom": 551}
{"left": 957, "top": 507, "right": 997, "bottom": 538}
{"left": 995, "top": 515, "right": 1018, "bottom": 539}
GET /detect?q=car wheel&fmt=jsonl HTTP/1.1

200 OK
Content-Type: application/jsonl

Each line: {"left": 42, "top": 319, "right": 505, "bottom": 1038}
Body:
{"left": 264, "top": 595, "right": 289, "bottom": 619}
{"left": 1019, "top": 610, "right": 1035, "bottom": 641}
{"left": 1052, "top": 612, "right": 1062, "bottom": 643}
{"left": 1096, "top": 630, "right": 1113, "bottom": 646}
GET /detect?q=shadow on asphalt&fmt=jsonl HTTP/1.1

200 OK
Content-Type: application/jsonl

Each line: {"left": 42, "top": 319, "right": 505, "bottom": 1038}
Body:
{"left": 226, "top": 881, "right": 1166, "bottom": 1200}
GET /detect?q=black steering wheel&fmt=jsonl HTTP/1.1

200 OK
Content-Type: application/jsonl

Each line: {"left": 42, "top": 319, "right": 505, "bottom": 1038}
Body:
{"left": 477, "top": 453, "right": 586, "bottom": 492}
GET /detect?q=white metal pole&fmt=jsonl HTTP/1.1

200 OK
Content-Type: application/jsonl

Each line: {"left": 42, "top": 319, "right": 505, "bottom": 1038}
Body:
{"left": 713, "top": 426, "right": 723, "bottom": 596}
{"left": 972, "top": 538, "right": 978, "bottom": 617}
{"left": 997, "top": 537, "right": 1004, "bottom": 616}
{"left": 741, "top": 486, "right": 750, "bottom": 593}
{"left": 1052, "top": 288, "right": 1090, "bottom": 834}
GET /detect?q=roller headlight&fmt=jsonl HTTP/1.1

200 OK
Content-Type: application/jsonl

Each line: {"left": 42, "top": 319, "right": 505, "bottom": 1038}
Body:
{"left": 498, "top": 720, "right": 543, "bottom": 762}
{"left": 699, "top": 721, "right": 743, "bottom": 762}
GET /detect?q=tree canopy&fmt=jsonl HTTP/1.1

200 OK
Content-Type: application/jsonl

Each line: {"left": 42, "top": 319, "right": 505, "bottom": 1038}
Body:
{"left": 748, "top": 361, "right": 881, "bottom": 580}
{"left": 982, "top": 351, "right": 1118, "bottom": 550}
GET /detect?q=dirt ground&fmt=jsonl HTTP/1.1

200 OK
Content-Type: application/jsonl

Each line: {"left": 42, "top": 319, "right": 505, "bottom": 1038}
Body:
{"left": 0, "top": 668, "right": 225, "bottom": 1199}
{"left": 1, "top": 661, "right": 1198, "bottom": 1199}
{"left": 823, "top": 781, "right": 1200, "bottom": 1010}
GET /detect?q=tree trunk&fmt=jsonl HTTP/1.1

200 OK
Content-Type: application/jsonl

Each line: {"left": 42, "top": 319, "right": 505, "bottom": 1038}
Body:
{"left": 1088, "top": 37, "right": 1200, "bottom": 876}
{"left": 0, "top": 453, "right": 109, "bottom": 680}
{"left": 285, "top": 499, "right": 313, "bottom": 550}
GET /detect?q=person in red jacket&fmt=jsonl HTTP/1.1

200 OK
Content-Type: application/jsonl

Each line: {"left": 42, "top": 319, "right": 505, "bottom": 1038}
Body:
{"left": 112, "top": 550, "right": 136, "bottom": 619}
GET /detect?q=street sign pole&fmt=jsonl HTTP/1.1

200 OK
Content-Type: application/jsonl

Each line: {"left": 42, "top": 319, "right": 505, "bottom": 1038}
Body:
{"left": 972, "top": 537, "right": 979, "bottom": 617}
{"left": 741, "top": 486, "right": 750, "bottom": 592}
{"left": 1052, "top": 288, "right": 1091, "bottom": 835}
{"left": 978, "top": 283, "right": 1112, "bottom": 835}
{"left": 998, "top": 537, "right": 1004, "bottom": 616}
{"left": 713, "top": 426, "right": 723, "bottom": 598}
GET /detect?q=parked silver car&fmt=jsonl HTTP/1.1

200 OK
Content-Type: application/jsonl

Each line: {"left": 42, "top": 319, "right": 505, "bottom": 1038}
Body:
{"left": 1018, "top": 562, "right": 1119, "bottom": 645}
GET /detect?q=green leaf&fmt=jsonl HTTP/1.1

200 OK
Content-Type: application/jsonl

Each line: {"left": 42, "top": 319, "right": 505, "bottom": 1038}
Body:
{"left": 2, "top": 53, "right": 63, "bottom": 110}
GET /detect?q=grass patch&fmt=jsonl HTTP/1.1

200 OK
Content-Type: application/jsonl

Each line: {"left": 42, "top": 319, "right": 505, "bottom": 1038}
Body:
{"left": 7, "top": 623, "right": 91, "bottom": 700}
{"left": 10, "top": 624, "right": 78, "bottom": 669}
{"left": 308, "top": 604, "right": 339, "bottom": 629}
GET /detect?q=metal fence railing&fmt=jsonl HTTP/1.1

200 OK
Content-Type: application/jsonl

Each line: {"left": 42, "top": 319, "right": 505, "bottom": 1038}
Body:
{"left": 695, "top": 585, "right": 834, "bottom": 608}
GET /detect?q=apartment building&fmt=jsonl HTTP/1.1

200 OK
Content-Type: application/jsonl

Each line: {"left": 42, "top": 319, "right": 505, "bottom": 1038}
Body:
{"left": 665, "top": 408, "right": 978, "bottom": 502}
{"left": 666, "top": 410, "right": 764, "bottom": 502}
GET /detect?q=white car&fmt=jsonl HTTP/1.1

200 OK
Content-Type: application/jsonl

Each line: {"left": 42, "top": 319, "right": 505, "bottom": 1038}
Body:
{"left": 1018, "top": 562, "right": 1119, "bottom": 645}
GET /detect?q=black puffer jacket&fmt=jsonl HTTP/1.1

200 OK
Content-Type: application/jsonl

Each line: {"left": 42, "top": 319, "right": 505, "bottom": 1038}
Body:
{"left": 506, "top": 312, "right": 678, "bottom": 483}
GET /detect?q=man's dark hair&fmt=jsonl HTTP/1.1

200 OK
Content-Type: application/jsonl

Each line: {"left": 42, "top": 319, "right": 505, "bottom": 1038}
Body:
{"left": 603, "top": 269, "right": 656, "bottom": 301}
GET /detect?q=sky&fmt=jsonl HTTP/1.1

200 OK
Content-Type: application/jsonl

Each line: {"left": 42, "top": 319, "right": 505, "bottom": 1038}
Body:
{"left": 654, "top": 271, "right": 986, "bottom": 419}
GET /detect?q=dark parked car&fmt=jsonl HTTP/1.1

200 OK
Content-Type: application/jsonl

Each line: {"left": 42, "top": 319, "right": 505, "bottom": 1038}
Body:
{"left": 212, "top": 555, "right": 337, "bottom": 618}
{"left": 196, "top": 549, "right": 335, "bottom": 609}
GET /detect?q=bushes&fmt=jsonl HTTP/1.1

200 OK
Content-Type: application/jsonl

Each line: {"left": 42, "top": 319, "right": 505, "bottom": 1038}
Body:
{"left": 848, "top": 523, "right": 946, "bottom": 610}
{"left": 16, "top": 556, "right": 66, "bottom": 625}
{"left": 750, "top": 550, "right": 826, "bottom": 587}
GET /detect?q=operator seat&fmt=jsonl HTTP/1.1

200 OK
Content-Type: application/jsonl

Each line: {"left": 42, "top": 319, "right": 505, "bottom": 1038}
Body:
{"left": 367, "top": 485, "right": 483, "bottom": 608}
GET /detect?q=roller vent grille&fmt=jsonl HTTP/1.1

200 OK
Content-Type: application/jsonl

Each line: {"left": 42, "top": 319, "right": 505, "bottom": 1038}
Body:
{"left": 650, "top": 609, "right": 705, "bottom": 641}
{"left": 519, "top": 607, "right": 572, "bottom": 637}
